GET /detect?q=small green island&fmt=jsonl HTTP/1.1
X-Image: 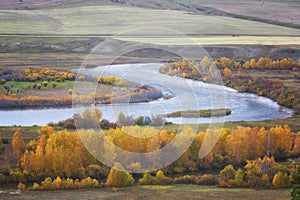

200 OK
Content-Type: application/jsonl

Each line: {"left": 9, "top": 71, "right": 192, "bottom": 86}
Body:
{"left": 165, "top": 108, "right": 232, "bottom": 118}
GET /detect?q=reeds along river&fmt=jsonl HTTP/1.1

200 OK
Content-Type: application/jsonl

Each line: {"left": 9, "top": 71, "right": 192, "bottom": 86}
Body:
{"left": 0, "top": 63, "right": 293, "bottom": 126}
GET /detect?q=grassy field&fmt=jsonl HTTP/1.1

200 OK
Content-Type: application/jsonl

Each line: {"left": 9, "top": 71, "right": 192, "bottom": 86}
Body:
{"left": 205, "top": 1, "right": 300, "bottom": 25}
{"left": 0, "top": 5, "right": 299, "bottom": 36}
{"left": 0, "top": 185, "right": 291, "bottom": 200}
{"left": 116, "top": 36, "right": 300, "bottom": 46}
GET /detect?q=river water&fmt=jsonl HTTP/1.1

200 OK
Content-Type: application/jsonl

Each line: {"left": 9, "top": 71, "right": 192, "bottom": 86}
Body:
{"left": 0, "top": 63, "right": 293, "bottom": 126}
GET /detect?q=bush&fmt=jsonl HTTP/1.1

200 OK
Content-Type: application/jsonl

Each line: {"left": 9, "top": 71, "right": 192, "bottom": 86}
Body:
{"left": 272, "top": 172, "right": 290, "bottom": 188}
{"left": 61, "top": 178, "right": 74, "bottom": 190}
{"left": 173, "top": 175, "right": 196, "bottom": 184}
{"left": 234, "top": 169, "right": 244, "bottom": 187}
{"left": 41, "top": 177, "right": 53, "bottom": 190}
{"left": 32, "top": 182, "right": 40, "bottom": 191}
{"left": 51, "top": 82, "right": 58, "bottom": 88}
{"left": 18, "top": 182, "right": 26, "bottom": 191}
{"left": 155, "top": 170, "right": 172, "bottom": 185}
{"left": 52, "top": 177, "right": 62, "bottom": 190}
{"left": 135, "top": 116, "right": 144, "bottom": 126}
{"left": 196, "top": 174, "right": 217, "bottom": 185}
{"left": 42, "top": 81, "right": 48, "bottom": 87}
{"left": 139, "top": 172, "right": 156, "bottom": 185}
{"left": 86, "top": 164, "right": 104, "bottom": 179}
{"left": 106, "top": 163, "right": 134, "bottom": 187}
{"left": 0, "top": 173, "right": 9, "bottom": 183}
{"left": 80, "top": 177, "right": 98, "bottom": 188}
{"left": 248, "top": 176, "right": 269, "bottom": 189}
{"left": 220, "top": 165, "right": 236, "bottom": 180}
{"left": 291, "top": 186, "right": 300, "bottom": 200}
{"left": 10, "top": 170, "right": 25, "bottom": 183}
{"left": 64, "top": 118, "right": 76, "bottom": 129}
{"left": 0, "top": 79, "right": 6, "bottom": 85}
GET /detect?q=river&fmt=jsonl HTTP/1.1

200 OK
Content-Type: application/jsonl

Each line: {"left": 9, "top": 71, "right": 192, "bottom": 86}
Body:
{"left": 0, "top": 63, "right": 293, "bottom": 126}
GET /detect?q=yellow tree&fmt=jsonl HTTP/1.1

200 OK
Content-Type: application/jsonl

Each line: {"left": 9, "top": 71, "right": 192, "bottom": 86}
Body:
{"left": 237, "top": 68, "right": 242, "bottom": 76}
{"left": 106, "top": 162, "right": 134, "bottom": 187}
{"left": 220, "top": 57, "right": 232, "bottom": 68}
{"left": 249, "top": 58, "right": 256, "bottom": 69}
{"left": 103, "top": 135, "right": 116, "bottom": 166}
{"left": 12, "top": 129, "right": 25, "bottom": 166}
{"left": 256, "top": 57, "right": 267, "bottom": 69}
{"left": 223, "top": 67, "right": 232, "bottom": 78}
{"left": 293, "top": 132, "right": 300, "bottom": 156}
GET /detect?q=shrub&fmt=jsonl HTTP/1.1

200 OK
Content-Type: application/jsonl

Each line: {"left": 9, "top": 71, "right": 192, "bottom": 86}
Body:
{"left": 86, "top": 164, "right": 103, "bottom": 179}
{"left": 220, "top": 165, "right": 236, "bottom": 180}
{"left": 135, "top": 116, "right": 144, "bottom": 126}
{"left": 17, "top": 182, "right": 26, "bottom": 191}
{"left": 10, "top": 170, "right": 25, "bottom": 183}
{"left": 74, "top": 179, "right": 81, "bottom": 189}
{"left": 42, "top": 81, "right": 48, "bottom": 87}
{"left": 64, "top": 118, "right": 76, "bottom": 129}
{"left": 272, "top": 172, "right": 290, "bottom": 188}
{"left": 155, "top": 170, "right": 172, "bottom": 185}
{"left": 80, "top": 177, "right": 97, "bottom": 188}
{"left": 139, "top": 172, "right": 156, "bottom": 185}
{"left": 234, "top": 169, "right": 244, "bottom": 187}
{"left": 106, "top": 163, "right": 134, "bottom": 187}
{"left": 32, "top": 182, "right": 40, "bottom": 191}
{"left": 0, "top": 173, "right": 9, "bottom": 183}
{"left": 173, "top": 175, "right": 196, "bottom": 184}
{"left": 41, "top": 177, "right": 53, "bottom": 190}
{"left": 196, "top": 174, "right": 217, "bottom": 185}
{"left": 0, "top": 79, "right": 6, "bottom": 85}
{"left": 61, "top": 178, "right": 74, "bottom": 190}
{"left": 52, "top": 177, "right": 62, "bottom": 190}
{"left": 51, "top": 82, "right": 58, "bottom": 88}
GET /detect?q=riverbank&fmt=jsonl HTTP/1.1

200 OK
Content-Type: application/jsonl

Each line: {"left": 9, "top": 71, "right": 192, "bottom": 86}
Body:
{"left": 159, "top": 59, "right": 299, "bottom": 114}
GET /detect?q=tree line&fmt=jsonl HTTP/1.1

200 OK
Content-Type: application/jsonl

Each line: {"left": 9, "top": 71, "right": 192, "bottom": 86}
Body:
{"left": 0, "top": 124, "right": 298, "bottom": 188}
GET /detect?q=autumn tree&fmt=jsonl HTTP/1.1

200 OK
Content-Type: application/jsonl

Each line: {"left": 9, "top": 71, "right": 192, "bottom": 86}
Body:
{"left": 272, "top": 172, "right": 290, "bottom": 188}
{"left": 12, "top": 129, "right": 25, "bottom": 166}
{"left": 75, "top": 108, "right": 102, "bottom": 129}
{"left": 237, "top": 68, "right": 242, "bottom": 76}
{"left": 223, "top": 67, "right": 232, "bottom": 78}
{"left": 106, "top": 162, "right": 134, "bottom": 187}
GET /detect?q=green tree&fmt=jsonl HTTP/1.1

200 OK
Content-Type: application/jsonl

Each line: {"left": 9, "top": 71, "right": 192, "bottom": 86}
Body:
{"left": 135, "top": 116, "right": 144, "bottom": 126}
{"left": 117, "top": 112, "right": 126, "bottom": 127}
{"left": 139, "top": 172, "right": 155, "bottom": 185}
{"left": 42, "top": 81, "right": 48, "bottom": 87}
{"left": 51, "top": 82, "right": 58, "bottom": 88}
{"left": 291, "top": 166, "right": 300, "bottom": 200}
{"left": 220, "top": 165, "right": 236, "bottom": 180}
{"left": 234, "top": 169, "right": 244, "bottom": 186}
